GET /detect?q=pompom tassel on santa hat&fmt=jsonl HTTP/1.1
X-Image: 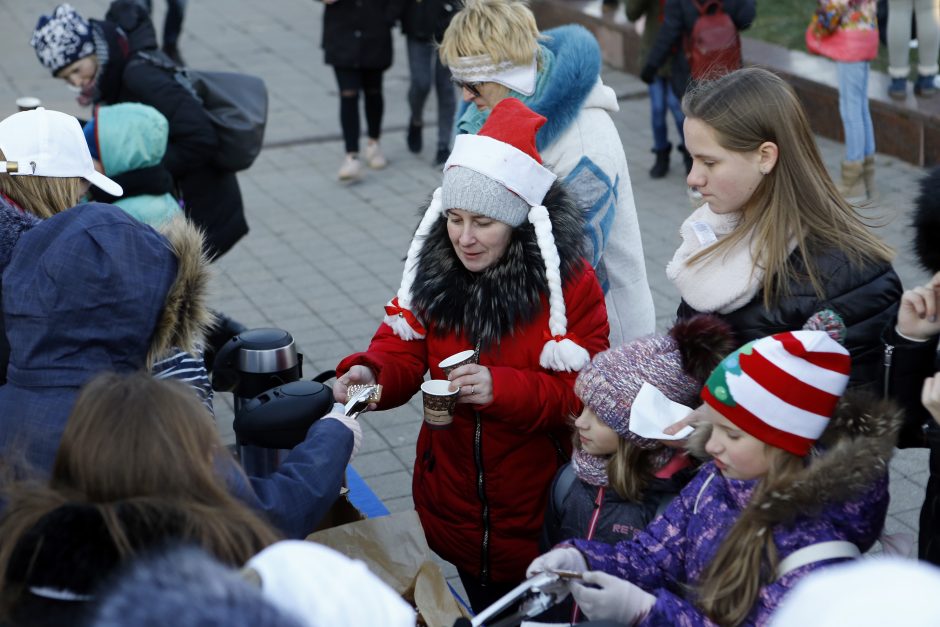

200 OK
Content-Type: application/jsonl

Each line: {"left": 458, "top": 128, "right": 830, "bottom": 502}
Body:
{"left": 383, "top": 98, "right": 591, "bottom": 372}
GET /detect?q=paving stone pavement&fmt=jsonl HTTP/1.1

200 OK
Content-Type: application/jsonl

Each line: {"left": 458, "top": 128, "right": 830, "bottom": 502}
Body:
{"left": 1, "top": 0, "right": 933, "bottom": 599}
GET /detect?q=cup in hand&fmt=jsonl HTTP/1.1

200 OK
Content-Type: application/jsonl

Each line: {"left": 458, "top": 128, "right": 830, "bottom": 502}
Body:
{"left": 439, "top": 349, "right": 478, "bottom": 377}
{"left": 421, "top": 380, "right": 458, "bottom": 429}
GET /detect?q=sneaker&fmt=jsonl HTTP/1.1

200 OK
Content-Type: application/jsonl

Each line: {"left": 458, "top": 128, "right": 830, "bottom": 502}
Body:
{"left": 407, "top": 122, "right": 423, "bottom": 154}
{"left": 365, "top": 141, "right": 387, "bottom": 169}
{"left": 434, "top": 147, "right": 449, "bottom": 166}
{"left": 888, "top": 77, "right": 907, "bottom": 100}
{"left": 337, "top": 154, "right": 362, "bottom": 181}
{"left": 915, "top": 75, "right": 937, "bottom": 97}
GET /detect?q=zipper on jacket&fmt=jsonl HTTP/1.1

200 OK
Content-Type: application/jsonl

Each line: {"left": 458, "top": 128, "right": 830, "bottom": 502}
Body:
{"left": 571, "top": 487, "right": 606, "bottom": 624}
{"left": 883, "top": 343, "right": 894, "bottom": 399}
{"left": 473, "top": 409, "right": 491, "bottom": 584}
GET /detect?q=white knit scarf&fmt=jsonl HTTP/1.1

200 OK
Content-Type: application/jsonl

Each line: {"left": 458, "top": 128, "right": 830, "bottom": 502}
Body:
{"left": 666, "top": 204, "right": 763, "bottom": 314}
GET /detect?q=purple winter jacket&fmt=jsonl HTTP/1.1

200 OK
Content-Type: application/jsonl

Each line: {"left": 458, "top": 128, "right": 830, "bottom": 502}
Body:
{"left": 569, "top": 393, "right": 898, "bottom": 626}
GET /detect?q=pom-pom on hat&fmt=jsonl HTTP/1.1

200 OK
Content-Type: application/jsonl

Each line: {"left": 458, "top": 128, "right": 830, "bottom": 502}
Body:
{"left": 575, "top": 315, "right": 734, "bottom": 448}
{"left": 384, "top": 98, "right": 591, "bottom": 372}
{"left": 31, "top": 4, "right": 95, "bottom": 77}
{"left": 702, "top": 330, "right": 851, "bottom": 456}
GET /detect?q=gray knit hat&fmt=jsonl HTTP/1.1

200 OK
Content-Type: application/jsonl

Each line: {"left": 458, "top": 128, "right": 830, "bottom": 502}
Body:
{"left": 441, "top": 168, "right": 530, "bottom": 227}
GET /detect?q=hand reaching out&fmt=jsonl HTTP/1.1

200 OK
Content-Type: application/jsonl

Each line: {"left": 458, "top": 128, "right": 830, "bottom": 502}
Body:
{"left": 333, "top": 365, "right": 376, "bottom": 404}
{"left": 898, "top": 271, "right": 940, "bottom": 341}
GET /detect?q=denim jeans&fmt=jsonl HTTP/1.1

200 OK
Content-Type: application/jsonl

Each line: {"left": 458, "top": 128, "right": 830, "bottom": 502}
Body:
{"left": 836, "top": 61, "right": 876, "bottom": 161}
{"left": 649, "top": 76, "right": 685, "bottom": 152}
{"left": 406, "top": 37, "right": 457, "bottom": 151}
{"left": 135, "top": 0, "right": 188, "bottom": 47}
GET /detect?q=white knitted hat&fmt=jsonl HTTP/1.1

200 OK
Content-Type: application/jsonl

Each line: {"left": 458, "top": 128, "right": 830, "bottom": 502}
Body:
{"left": 383, "top": 98, "right": 590, "bottom": 372}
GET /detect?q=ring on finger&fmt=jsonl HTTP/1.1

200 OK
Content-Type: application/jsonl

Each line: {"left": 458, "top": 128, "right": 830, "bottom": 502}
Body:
{"left": 470, "top": 385, "right": 475, "bottom": 395}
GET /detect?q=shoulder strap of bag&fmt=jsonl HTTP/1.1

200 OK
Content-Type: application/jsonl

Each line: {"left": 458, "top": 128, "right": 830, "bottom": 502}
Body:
{"left": 553, "top": 463, "right": 577, "bottom": 514}
{"left": 776, "top": 540, "right": 860, "bottom": 579}
{"left": 133, "top": 51, "right": 203, "bottom": 105}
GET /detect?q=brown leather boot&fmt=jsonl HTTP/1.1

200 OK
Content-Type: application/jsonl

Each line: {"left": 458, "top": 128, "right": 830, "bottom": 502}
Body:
{"left": 838, "top": 159, "right": 866, "bottom": 204}
{"left": 862, "top": 155, "right": 878, "bottom": 201}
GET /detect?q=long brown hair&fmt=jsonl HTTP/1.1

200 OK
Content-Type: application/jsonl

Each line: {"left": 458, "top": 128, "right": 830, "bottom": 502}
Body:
{"left": 682, "top": 68, "right": 893, "bottom": 308}
{"left": 0, "top": 372, "right": 278, "bottom": 588}
{"left": 696, "top": 444, "right": 804, "bottom": 625}
{"left": 606, "top": 439, "right": 659, "bottom": 502}
{"left": 0, "top": 149, "right": 85, "bottom": 218}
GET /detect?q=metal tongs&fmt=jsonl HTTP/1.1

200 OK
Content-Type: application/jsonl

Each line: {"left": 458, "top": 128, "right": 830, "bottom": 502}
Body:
{"left": 470, "top": 571, "right": 569, "bottom": 627}
{"left": 343, "top": 384, "right": 380, "bottom": 419}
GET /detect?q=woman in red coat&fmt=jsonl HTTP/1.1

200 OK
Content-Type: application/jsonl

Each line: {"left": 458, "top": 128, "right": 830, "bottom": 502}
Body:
{"left": 335, "top": 98, "right": 610, "bottom": 612}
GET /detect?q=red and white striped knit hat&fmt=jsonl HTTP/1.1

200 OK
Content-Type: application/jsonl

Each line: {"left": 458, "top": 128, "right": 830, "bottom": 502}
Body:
{"left": 701, "top": 330, "right": 851, "bottom": 456}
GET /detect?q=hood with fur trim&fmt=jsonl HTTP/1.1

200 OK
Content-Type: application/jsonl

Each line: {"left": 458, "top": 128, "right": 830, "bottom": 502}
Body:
{"left": 913, "top": 167, "right": 940, "bottom": 274}
{"left": 409, "top": 180, "right": 584, "bottom": 348}
{"left": 686, "top": 391, "right": 902, "bottom": 524}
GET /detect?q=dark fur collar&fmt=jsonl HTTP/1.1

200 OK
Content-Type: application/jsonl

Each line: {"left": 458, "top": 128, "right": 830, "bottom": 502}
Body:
{"left": 686, "top": 391, "right": 902, "bottom": 525}
{"left": 410, "top": 182, "right": 584, "bottom": 348}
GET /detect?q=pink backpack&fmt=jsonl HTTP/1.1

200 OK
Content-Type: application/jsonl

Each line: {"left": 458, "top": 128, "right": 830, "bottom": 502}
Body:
{"left": 685, "top": 0, "right": 742, "bottom": 80}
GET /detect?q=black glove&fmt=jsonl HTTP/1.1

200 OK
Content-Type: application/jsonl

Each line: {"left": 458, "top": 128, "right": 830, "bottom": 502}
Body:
{"left": 640, "top": 64, "right": 657, "bottom": 85}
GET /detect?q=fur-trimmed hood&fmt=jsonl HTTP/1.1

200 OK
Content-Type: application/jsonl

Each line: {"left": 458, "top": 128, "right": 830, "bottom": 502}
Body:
{"left": 2, "top": 203, "right": 211, "bottom": 388}
{"left": 409, "top": 181, "right": 584, "bottom": 348}
{"left": 914, "top": 167, "right": 940, "bottom": 273}
{"left": 686, "top": 391, "right": 902, "bottom": 525}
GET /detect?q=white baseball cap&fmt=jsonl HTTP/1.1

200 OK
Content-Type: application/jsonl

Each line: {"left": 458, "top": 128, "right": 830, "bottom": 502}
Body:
{"left": 0, "top": 107, "right": 122, "bottom": 196}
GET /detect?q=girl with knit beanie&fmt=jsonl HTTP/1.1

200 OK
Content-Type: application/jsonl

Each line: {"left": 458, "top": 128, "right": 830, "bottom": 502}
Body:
{"left": 539, "top": 315, "right": 732, "bottom": 623}
{"left": 529, "top": 325, "right": 901, "bottom": 626}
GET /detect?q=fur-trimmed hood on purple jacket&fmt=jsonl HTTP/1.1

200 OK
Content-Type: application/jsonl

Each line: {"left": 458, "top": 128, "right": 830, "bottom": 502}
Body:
{"left": 568, "top": 391, "right": 901, "bottom": 626}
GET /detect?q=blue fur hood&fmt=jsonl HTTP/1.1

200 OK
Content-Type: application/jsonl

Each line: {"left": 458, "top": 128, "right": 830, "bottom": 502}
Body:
{"left": 456, "top": 24, "right": 605, "bottom": 151}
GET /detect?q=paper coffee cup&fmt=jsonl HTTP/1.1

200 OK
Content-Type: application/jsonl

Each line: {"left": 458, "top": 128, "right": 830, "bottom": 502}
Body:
{"left": 439, "top": 349, "right": 478, "bottom": 377}
{"left": 421, "top": 380, "right": 458, "bottom": 429}
{"left": 16, "top": 97, "right": 42, "bottom": 112}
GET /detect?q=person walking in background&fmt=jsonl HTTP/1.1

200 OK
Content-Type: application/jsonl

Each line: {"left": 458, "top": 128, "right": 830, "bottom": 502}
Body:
{"left": 439, "top": 0, "right": 656, "bottom": 346}
{"left": 806, "top": 0, "right": 881, "bottom": 202}
{"left": 627, "top": 0, "right": 691, "bottom": 178}
{"left": 320, "top": 0, "right": 403, "bottom": 181}
{"left": 669, "top": 68, "right": 899, "bottom": 390}
{"left": 134, "top": 0, "right": 188, "bottom": 65}
{"left": 402, "top": 0, "right": 459, "bottom": 166}
{"left": 885, "top": 0, "right": 940, "bottom": 99}
{"left": 639, "top": 0, "right": 756, "bottom": 97}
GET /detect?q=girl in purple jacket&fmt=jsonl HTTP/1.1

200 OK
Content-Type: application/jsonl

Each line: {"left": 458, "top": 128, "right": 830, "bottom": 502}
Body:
{"left": 528, "top": 328, "right": 900, "bottom": 626}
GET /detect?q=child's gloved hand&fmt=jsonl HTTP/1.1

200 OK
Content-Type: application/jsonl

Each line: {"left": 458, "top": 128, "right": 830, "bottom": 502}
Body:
{"left": 525, "top": 547, "right": 587, "bottom": 579}
{"left": 571, "top": 570, "right": 656, "bottom": 624}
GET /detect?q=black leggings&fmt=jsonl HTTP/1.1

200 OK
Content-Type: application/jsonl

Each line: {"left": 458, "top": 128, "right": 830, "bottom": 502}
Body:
{"left": 333, "top": 67, "right": 384, "bottom": 154}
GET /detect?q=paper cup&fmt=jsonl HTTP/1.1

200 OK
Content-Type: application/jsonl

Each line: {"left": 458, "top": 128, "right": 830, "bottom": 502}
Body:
{"left": 16, "top": 97, "right": 42, "bottom": 112}
{"left": 439, "top": 349, "right": 478, "bottom": 377}
{"left": 421, "top": 380, "right": 458, "bottom": 430}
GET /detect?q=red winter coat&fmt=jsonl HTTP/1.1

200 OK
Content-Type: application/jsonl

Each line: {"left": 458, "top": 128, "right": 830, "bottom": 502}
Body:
{"left": 338, "top": 260, "right": 609, "bottom": 583}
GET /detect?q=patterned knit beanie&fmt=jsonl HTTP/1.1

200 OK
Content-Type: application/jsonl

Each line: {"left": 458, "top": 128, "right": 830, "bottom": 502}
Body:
{"left": 574, "top": 315, "right": 735, "bottom": 448}
{"left": 383, "top": 98, "right": 592, "bottom": 372}
{"left": 701, "top": 329, "right": 851, "bottom": 456}
{"left": 31, "top": 4, "right": 95, "bottom": 76}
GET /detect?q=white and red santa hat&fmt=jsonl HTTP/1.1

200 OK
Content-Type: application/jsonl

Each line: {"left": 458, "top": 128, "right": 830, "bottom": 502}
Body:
{"left": 701, "top": 329, "right": 851, "bottom": 456}
{"left": 383, "top": 98, "right": 590, "bottom": 372}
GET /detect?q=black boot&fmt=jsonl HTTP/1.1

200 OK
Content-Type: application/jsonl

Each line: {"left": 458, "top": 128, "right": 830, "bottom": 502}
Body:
{"left": 677, "top": 144, "right": 693, "bottom": 174}
{"left": 649, "top": 143, "right": 671, "bottom": 179}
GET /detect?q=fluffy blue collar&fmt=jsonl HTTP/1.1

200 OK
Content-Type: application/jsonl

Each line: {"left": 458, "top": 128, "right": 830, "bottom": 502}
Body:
{"left": 455, "top": 24, "right": 602, "bottom": 151}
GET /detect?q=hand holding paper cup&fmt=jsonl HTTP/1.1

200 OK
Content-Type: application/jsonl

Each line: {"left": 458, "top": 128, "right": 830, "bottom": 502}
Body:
{"left": 439, "top": 349, "right": 477, "bottom": 377}
{"left": 421, "top": 380, "right": 458, "bottom": 429}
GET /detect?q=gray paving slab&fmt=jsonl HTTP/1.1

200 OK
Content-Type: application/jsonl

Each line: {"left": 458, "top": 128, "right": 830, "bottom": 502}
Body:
{"left": 0, "top": 0, "right": 933, "bottom": 601}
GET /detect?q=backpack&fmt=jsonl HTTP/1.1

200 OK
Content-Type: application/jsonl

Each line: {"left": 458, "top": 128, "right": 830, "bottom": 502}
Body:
{"left": 684, "top": 0, "right": 742, "bottom": 81}
{"left": 133, "top": 52, "right": 268, "bottom": 172}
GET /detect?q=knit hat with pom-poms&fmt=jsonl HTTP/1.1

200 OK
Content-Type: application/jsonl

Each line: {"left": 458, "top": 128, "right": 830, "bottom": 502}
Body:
{"left": 383, "top": 98, "right": 593, "bottom": 372}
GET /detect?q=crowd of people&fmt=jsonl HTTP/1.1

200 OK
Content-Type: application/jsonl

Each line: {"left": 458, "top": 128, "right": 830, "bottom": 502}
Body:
{"left": 2, "top": 0, "right": 940, "bottom": 625}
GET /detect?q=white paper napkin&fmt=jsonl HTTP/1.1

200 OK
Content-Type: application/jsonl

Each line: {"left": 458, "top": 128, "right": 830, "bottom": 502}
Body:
{"left": 628, "top": 382, "right": 695, "bottom": 440}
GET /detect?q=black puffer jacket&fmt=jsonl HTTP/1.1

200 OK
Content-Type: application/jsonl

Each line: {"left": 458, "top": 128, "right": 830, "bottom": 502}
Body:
{"left": 90, "top": 0, "right": 248, "bottom": 258}
{"left": 321, "top": 0, "right": 404, "bottom": 70}
{"left": 644, "top": 0, "right": 756, "bottom": 97}
{"left": 677, "top": 247, "right": 901, "bottom": 390}
{"left": 401, "top": 0, "right": 460, "bottom": 43}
